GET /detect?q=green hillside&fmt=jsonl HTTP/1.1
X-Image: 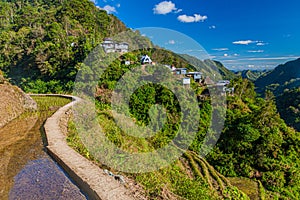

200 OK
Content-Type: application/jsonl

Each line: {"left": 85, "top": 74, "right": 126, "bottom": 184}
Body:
{"left": 255, "top": 58, "right": 300, "bottom": 95}
{"left": 235, "top": 70, "right": 268, "bottom": 82}
{"left": 1, "top": 0, "right": 299, "bottom": 199}
{"left": 179, "top": 54, "right": 236, "bottom": 80}
{"left": 276, "top": 87, "right": 300, "bottom": 131}
{"left": 207, "top": 78, "right": 300, "bottom": 199}
{"left": 0, "top": 0, "right": 131, "bottom": 92}
{"left": 254, "top": 58, "right": 300, "bottom": 131}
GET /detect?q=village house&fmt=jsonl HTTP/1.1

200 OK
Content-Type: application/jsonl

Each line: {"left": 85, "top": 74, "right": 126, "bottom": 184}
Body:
{"left": 186, "top": 72, "right": 203, "bottom": 82}
{"left": 183, "top": 77, "right": 191, "bottom": 86}
{"left": 175, "top": 68, "right": 187, "bottom": 75}
{"left": 141, "top": 55, "right": 152, "bottom": 64}
{"left": 101, "top": 38, "right": 129, "bottom": 53}
{"left": 216, "top": 80, "right": 230, "bottom": 86}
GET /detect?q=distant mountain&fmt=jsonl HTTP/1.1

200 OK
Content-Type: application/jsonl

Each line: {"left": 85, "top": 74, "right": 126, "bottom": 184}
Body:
{"left": 179, "top": 54, "right": 236, "bottom": 80}
{"left": 235, "top": 70, "right": 269, "bottom": 82}
{"left": 255, "top": 58, "right": 300, "bottom": 95}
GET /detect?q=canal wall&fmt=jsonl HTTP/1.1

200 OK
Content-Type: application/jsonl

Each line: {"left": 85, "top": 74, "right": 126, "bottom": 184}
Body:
{"left": 33, "top": 94, "right": 134, "bottom": 200}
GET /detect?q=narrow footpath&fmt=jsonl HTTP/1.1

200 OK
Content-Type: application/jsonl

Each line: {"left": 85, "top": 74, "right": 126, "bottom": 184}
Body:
{"left": 41, "top": 94, "right": 135, "bottom": 200}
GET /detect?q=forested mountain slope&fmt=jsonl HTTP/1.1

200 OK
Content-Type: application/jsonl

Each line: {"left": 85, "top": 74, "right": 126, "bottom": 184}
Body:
{"left": 0, "top": 0, "right": 129, "bottom": 92}
{"left": 235, "top": 70, "right": 268, "bottom": 82}
{"left": 255, "top": 58, "right": 300, "bottom": 95}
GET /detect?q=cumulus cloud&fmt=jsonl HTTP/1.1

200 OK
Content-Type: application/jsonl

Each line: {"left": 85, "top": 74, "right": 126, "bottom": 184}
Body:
{"left": 209, "top": 25, "right": 216, "bottom": 29}
{"left": 177, "top": 14, "right": 207, "bottom": 23}
{"left": 153, "top": 1, "right": 177, "bottom": 15}
{"left": 233, "top": 40, "right": 255, "bottom": 45}
{"left": 103, "top": 5, "right": 117, "bottom": 13}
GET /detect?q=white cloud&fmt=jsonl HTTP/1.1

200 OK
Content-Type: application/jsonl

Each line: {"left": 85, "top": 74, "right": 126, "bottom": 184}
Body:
{"left": 256, "top": 42, "right": 267, "bottom": 46}
{"left": 116, "top": 3, "right": 121, "bottom": 8}
{"left": 177, "top": 14, "right": 207, "bottom": 23}
{"left": 168, "top": 40, "right": 176, "bottom": 44}
{"left": 245, "top": 56, "right": 300, "bottom": 61}
{"left": 224, "top": 54, "right": 229, "bottom": 57}
{"left": 212, "top": 48, "right": 229, "bottom": 51}
{"left": 90, "top": 0, "right": 97, "bottom": 4}
{"left": 209, "top": 25, "right": 216, "bottom": 29}
{"left": 233, "top": 40, "right": 255, "bottom": 45}
{"left": 175, "top": 9, "right": 183, "bottom": 13}
{"left": 103, "top": 5, "right": 117, "bottom": 13}
{"left": 153, "top": 1, "right": 177, "bottom": 15}
{"left": 248, "top": 50, "right": 264, "bottom": 53}
{"left": 184, "top": 49, "right": 204, "bottom": 52}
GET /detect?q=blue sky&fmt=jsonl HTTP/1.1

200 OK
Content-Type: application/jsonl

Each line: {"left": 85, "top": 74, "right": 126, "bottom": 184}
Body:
{"left": 92, "top": 0, "right": 300, "bottom": 71}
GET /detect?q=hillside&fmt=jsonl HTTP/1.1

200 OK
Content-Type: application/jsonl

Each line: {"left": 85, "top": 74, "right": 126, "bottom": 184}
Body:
{"left": 207, "top": 78, "right": 300, "bottom": 199}
{"left": 255, "top": 58, "right": 300, "bottom": 95}
{"left": 235, "top": 70, "right": 268, "bottom": 82}
{"left": 179, "top": 54, "right": 236, "bottom": 80}
{"left": 276, "top": 87, "right": 300, "bottom": 131}
{"left": 0, "top": 71, "right": 36, "bottom": 128}
{"left": 0, "top": 0, "right": 131, "bottom": 93}
{"left": 1, "top": 0, "right": 299, "bottom": 199}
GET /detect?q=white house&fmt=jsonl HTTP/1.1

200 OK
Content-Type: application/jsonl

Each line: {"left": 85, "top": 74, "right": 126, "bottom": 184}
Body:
{"left": 115, "top": 42, "right": 129, "bottom": 53}
{"left": 175, "top": 68, "right": 187, "bottom": 75}
{"left": 186, "top": 72, "right": 203, "bottom": 81}
{"left": 183, "top": 78, "right": 191, "bottom": 85}
{"left": 141, "top": 55, "right": 152, "bottom": 64}
{"left": 216, "top": 80, "right": 230, "bottom": 86}
{"left": 101, "top": 38, "right": 129, "bottom": 53}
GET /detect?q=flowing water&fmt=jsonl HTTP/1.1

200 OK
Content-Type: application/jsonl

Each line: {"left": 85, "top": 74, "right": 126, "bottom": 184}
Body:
{"left": 0, "top": 97, "right": 87, "bottom": 200}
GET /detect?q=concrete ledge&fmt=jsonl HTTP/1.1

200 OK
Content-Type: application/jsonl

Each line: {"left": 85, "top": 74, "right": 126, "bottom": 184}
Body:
{"left": 34, "top": 94, "right": 134, "bottom": 200}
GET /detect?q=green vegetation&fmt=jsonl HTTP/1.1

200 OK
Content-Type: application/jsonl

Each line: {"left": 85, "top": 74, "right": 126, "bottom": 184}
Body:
{"left": 208, "top": 77, "right": 300, "bottom": 199}
{"left": 67, "top": 115, "right": 248, "bottom": 200}
{"left": 235, "top": 70, "right": 268, "bottom": 82}
{"left": 29, "top": 95, "right": 71, "bottom": 146}
{"left": 276, "top": 87, "right": 300, "bottom": 131}
{"left": 1, "top": 0, "right": 299, "bottom": 199}
{"left": 179, "top": 54, "right": 236, "bottom": 80}
{"left": 0, "top": 0, "right": 128, "bottom": 93}
{"left": 255, "top": 58, "right": 300, "bottom": 96}
{"left": 31, "top": 95, "right": 71, "bottom": 116}
{"left": 68, "top": 49, "right": 250, "bottom": 199}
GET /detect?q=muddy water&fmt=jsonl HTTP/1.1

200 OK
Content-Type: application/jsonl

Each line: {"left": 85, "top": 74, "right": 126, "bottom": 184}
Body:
{"left": 0, "top": 100, "right": 86, "bottom": 200}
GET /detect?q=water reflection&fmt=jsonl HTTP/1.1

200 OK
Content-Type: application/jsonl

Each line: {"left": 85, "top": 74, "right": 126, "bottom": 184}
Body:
{"left": 9, "top": 158, "right": 86, "bottom": 200}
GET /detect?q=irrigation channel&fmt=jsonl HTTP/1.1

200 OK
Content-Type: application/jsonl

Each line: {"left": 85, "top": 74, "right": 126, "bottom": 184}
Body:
{"left": 0, "top": 96, "right": 87, "bottom": 200}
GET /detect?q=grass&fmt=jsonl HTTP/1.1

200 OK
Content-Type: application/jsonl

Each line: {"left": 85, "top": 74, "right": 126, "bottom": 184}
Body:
{"left": 31, "top": 96, "right": 72, "bottom": 145}
{"left": 66, "top": 108, "right": 252, "bottom": 200}
{"left": 31, "top": 96, "right": 72, "bottom": 117}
